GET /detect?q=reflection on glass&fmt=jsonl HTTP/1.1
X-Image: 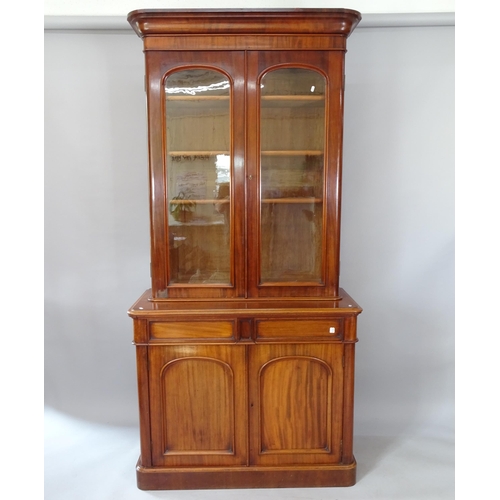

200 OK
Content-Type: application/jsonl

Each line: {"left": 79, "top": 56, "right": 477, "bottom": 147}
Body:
{"left": 165, "top": 69, "right": 231, "bottom": 285}
{"left": 260, "top": 68, "right": 326, "bottom": 283}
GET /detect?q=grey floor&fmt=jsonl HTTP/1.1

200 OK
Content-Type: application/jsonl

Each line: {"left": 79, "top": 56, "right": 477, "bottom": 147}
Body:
{"left": 45, "top": 407, "right": 454, "bottom": 499}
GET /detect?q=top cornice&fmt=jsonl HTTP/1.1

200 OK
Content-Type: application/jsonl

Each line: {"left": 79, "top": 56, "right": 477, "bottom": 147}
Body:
{"left": 126, "top": 9, "right": 362, "bottom": 39}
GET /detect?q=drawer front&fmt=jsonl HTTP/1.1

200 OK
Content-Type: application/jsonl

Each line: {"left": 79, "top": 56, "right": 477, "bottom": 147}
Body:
{"left": 150, "top": 321, "right": 235, "bottom": 342}
{"left": 256, "top": 319, "right": 343, "bottom": 342}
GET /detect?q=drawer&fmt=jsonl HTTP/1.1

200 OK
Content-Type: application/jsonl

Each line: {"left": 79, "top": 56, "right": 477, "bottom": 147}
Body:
{"left": 256, "top": 319, "right": 343, "bottom": 341}
{"left": 150, "top": 321, "right": 235, "bottom": 342}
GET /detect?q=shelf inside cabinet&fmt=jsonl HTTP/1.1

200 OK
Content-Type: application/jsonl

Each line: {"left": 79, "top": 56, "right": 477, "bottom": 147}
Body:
{"left": 166, "top": 95, "right": 231, "bottom": 112}
{"left": 166, "top": 96, "right": 230, "bottom": 101}
{"left": 261, "top": 95, "right": 325, "bottom": 108}
{"left": 169, "top": 199, "right": 229, "bottom": 205}
{"left": 261, "top": 150, "right": 323, "bottom": 156}
{"left": 169, "top": 220, "right": 226, "bottom": 227}
{"left": 169, "top": 151, "right": 230, "bottom": 157}
{"left": 261, "top": 198, "right": 322, "bottom": 204}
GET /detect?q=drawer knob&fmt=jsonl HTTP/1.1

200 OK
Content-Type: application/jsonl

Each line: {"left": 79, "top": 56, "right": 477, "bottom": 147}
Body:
{"left": 329, "top": 327, "right": 336, "bottom": 334}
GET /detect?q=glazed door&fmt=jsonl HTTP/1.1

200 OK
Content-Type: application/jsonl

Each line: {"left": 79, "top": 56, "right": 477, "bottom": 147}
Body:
{"left": 247, "top": 51, "right": 345, "bottom": 298}
{"left": 145, "top": 51, "right": 246, "bottom": 299}
{"left": 248, "top": 343, "right": 345, "bottom": 466}
{"left": 148, "top": 345, "right": 247, "bottom": 467}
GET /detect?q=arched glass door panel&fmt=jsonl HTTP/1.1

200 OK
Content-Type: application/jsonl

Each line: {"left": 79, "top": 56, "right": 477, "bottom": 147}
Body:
{"left": 165, "top": 69, "right": 232, "bottom": 285}
{"left": 259, "top": 68, "right": 326, "bottom": 284}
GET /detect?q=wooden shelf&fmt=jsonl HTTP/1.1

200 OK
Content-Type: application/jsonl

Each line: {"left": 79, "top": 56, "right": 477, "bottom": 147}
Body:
{"left": 165, "top": 95, "right": 230, "bottom": 113}
{"left": 261, "top": 198, "right": 322, "bottom": 204}
{"left": 262, "top": 95, "right": 324, "bottom": 100}
{"left": 170, "top": 199, "right": 230, "bottom": 205}
{"left": 165, "top": 95, "right": 323, "bottom": 110}
{"left": 169, "top": 150, "right": 322, "bottom": 157}
{"left": 169, "top": 219, "right": 226, "bottom": 227}
{"left": 166, "top": 95, "right": 322, "bottom": 101}
{"left": 166, "top": 95, "right": 230, "bottom": 100}
{"left": 262, "top": 95, "right": 324, "bottom": 108}
{"left": 169, "top": 151, "right": 322, "bottom": 159}
{"left": 262, "top": 150, "right": 323, "bottom": 156}
{"left": 169, "top": 151, "right": 229, "bottom": 157}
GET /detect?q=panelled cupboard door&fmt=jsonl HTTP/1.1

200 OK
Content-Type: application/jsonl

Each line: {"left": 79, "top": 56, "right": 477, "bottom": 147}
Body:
{"left": 246, "top": 51, "right": 345, "bottom": 298}
{"left": 148, "top": 345, "right": 247, "bottom": 466}
{"left": 145, "top": 51, "right": 246, "bottom": 300}
{"left": 248, "top": 344, "right": 344, "bottom": 465}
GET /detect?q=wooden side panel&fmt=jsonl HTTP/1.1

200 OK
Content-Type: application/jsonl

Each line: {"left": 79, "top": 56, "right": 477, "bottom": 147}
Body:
{"left": 148, "top": 345, "right": 247, "bottom": 466}
{"left": 135, "top": 341, "right": 152, "bottom": 467}
{"left": 249, "top": 343, "right": 344, "bottom": 465}
{"left": 341, "top": 315, "right": 358, "bottom": 463}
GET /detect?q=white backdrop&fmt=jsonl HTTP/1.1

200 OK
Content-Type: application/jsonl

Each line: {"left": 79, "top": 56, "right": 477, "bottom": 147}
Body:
{"left": 44, "top": 0, "right": 455, "bottom": 16}
{"left": 45, "top": 23, "right": 454, "bottom": 436}
{"left": 44, "top": 14, "right": 454, "bottom": 499}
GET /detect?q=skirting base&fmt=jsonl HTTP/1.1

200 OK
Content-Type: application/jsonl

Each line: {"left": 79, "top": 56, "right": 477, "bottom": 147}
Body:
{"left": 136, "top": 458, "right": 357, "bottom": 490}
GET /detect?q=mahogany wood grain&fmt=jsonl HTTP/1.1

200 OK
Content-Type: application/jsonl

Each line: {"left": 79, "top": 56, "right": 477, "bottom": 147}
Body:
{"left": 150, "top": 320, "right": 235, "bottom": 341}
{"left": 136, "top": 461, "right": 356, "bottom": 490}
{"left": 128, "top": 9, "right": 361, "bottom": 38}
{"left": 140, "top": 35, "right": 348, "bottom": 52}
{"left": 135, "top": 343, "right": 152, "bottom": 467}
{"left": 342, "top": 316, "right": 358, "bottom": 463}
{"left": 256, "top": 319, "right": 344, "bottom": 341}
{"left": 148, "top": 345, "right": 247, "bottom": 467}
{"left": 128, "top": 288, "right": 362, "bottom": 315}
{"left": 249, "top": 343, "right": 344, "bottom": 466}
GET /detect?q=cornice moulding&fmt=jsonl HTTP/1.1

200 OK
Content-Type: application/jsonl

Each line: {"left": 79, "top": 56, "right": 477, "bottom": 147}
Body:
{"left": 44, "top": 12, "right": 455, "bottom": 31}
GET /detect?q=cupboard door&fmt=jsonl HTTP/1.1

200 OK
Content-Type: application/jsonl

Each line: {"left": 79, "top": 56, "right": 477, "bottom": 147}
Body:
{"left": 148, "top": 345, "right": 247, "bottom": 466}
{"left": 249, "top": 343, "right": 344, "bottom": 465}
{"left": 145, "top": 51, "right": 246, "bottom": 299}
{"left": 247, "top": 51, "right": 345, "bottom": 298}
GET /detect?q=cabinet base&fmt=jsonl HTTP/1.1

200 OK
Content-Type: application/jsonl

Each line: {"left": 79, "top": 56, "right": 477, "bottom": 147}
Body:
{"left": 136, "top": 458, "right": 356, "bottom": 490}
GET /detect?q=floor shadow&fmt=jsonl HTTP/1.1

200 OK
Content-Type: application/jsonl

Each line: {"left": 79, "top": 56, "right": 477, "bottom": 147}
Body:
{"left": 354, "top": 435, "right": 403, "bottom": 482}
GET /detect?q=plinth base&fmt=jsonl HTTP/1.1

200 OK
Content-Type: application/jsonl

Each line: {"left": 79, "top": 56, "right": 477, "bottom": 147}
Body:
{"left": 136, "top": 458, "right": 357, "bottom": 490}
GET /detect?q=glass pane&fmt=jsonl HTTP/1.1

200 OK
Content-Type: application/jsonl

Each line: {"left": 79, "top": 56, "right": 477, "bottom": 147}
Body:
{"left": 260, "top": 68, "right": 325, "bottom": 283}
{"left": 165, "top": 69, "right": 231, "bottom": 285}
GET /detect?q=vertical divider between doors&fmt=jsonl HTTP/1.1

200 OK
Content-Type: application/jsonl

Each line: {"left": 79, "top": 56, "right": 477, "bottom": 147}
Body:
{"left": 245, "top": 51, "right": 260, "bottom": 298}
{"left": 243, "top": 50, "right": 249, "bottom": 298}
{"left": 245, "top": 342, "right": 250, "bottom": 466}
